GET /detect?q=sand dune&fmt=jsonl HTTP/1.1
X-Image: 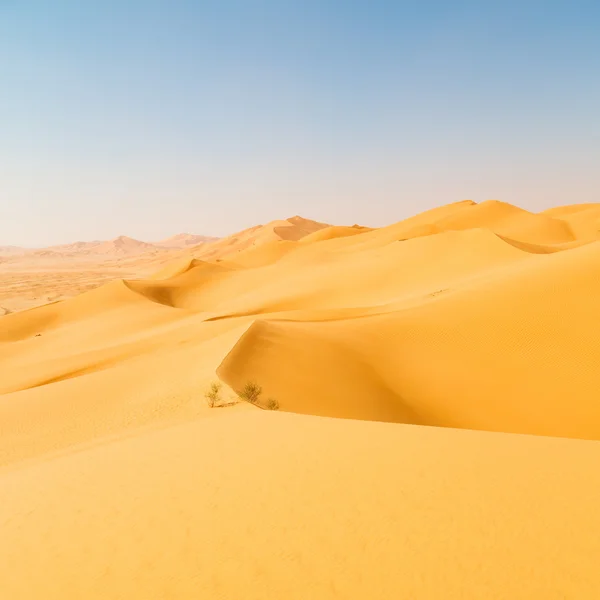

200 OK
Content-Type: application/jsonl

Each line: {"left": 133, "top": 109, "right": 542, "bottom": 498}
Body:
{"left": 148, "top": 257, "right": 207, "bottom": 280}
{"left": 153, "top": 233, "right": 219, "bottom": 248}
{"left": 431, "top": 199, "right": 576, "bottom": 244}
{"left": 218, "top": 240, "right": 600, "bottom": 437}
{"left": 2, "top": 200, "right": 600, "bottom": 597}
{"left": 551, "top": 204, "right": 600, "bottom": 240}
{"left": 181, "top": 215, "right": 330, "bottom": 262}
{"left": 541, "top": 202, "right": 600, "bottom": 216}
{"left": 299, "top": 224, "right": 372, "bottom": 243}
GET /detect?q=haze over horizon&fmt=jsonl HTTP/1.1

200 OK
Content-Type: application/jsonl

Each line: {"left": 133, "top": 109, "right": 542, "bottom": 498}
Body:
{"left": 1, "top": 0, "right": 599, "bottom": 246}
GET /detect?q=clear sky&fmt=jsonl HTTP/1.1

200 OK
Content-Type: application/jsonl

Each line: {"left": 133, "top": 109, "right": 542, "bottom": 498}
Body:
{"left": 1, "top": 1, "right": 599, "bottom": 246}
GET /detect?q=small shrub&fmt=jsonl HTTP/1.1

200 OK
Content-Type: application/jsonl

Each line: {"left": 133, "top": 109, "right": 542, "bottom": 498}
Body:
{"left": 205, "top": 381, "right": 222, "bottom": 408}
{"left": 238, "top": 381, "right": 262, "bottom": 405}
{"left": 265, "top": 397, "right": 279, "bottom": 411}
{"left": 237, "top": 381, "right": 279, "bottom": 410}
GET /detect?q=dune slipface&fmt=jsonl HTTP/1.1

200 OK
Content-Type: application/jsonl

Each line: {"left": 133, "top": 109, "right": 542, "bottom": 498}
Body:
{"left": 1, "top": 201, "right": 600, "bottom": 598}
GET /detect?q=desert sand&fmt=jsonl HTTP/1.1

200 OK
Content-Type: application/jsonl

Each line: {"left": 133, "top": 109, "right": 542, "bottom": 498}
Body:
{"left": 2, "top": 201, "right": 600, "bottom": 598}
{"left": 0, "top": 232, "right": 220, "bottom": 314}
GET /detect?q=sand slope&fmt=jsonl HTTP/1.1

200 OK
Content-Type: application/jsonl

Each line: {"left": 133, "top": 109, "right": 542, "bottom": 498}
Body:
{"left": 2, "top": 200, "right": 600, "bottom": 597}
{"left": 218, "top": 239, "right": 600, "bottom": 437}
{"left": 2, "top": 413, "right": 600, "bottom": 600}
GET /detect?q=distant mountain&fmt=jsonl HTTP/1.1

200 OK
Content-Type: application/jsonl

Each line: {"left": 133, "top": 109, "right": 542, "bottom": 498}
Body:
{"left": 41, "top": 241, "right": 104, "bottom": 254}
{"left": 91, "top": 236, "right": 164, "bottom": 256}
{"left": 26, "top": 236, "right": 164, "bottom": 257}
{"left": 22, "top": 234, "right": 219, "bottom": 257}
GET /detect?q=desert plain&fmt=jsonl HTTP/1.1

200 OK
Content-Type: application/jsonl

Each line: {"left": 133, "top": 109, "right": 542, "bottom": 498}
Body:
{"left": 2, "top": 200, "right": 600, "bottom": 598}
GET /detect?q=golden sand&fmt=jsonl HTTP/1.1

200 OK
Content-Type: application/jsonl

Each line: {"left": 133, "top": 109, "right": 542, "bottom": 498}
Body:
{"left": 1, "top": 202, "right": 600, "bottom": 598}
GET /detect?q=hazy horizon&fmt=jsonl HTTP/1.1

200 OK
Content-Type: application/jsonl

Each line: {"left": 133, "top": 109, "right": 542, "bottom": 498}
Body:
{"left": 1, "top": 231, "right": 220, "bottom": 250}
{"left": 1, "top": 1, "right": 599, "bottom": 247}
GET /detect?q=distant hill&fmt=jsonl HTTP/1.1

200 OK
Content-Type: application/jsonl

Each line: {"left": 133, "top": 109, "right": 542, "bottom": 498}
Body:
{"left": 12, "top": 233, "right": 221, "bottom": 257}
{"left": 89, "top": 236, "right": 165, "bottom": 256}
{"left": 29, "top": 236, "right": 158, "bottom": 257}
{"left": 44, "top": 241, "right": 103, "bottom": 253}
{"left": 0, "top": 246, "right": 29, "bottom": 257}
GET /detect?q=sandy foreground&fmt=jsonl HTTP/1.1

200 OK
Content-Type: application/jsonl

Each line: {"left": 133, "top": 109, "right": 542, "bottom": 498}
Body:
{"left": 1, "top": 201, "right": 600, "bottom": 598}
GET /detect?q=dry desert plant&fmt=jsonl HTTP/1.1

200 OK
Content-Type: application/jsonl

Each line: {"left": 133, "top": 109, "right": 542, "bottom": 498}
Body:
{"left": 237, "top": 381, "right": 279, "bottom": 410}
{"left": 205, "top": 381, "right": 223, "bottom": 408}
{"left": 237, "top": 381, "right": 262, "bottom": 405}
{"left": 265, "top": 397, "right": 279, "bottom": 411}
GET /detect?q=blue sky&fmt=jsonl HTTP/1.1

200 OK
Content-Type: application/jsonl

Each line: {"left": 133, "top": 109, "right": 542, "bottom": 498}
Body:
{"left": 1, "top": 1, "right": 598, "bottom": 245}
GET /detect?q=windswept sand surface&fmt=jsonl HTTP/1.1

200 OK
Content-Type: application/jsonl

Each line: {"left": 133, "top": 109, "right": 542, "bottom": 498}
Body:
{"left": 2, "top": 201, "right": 600, "bottom": 598}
